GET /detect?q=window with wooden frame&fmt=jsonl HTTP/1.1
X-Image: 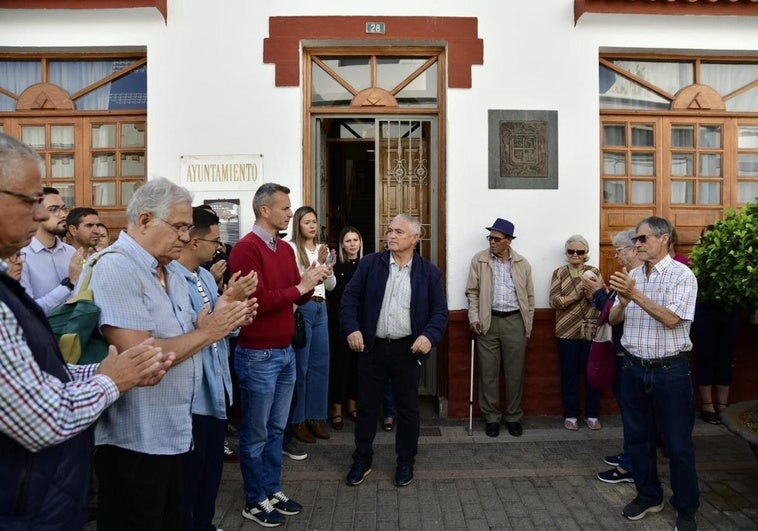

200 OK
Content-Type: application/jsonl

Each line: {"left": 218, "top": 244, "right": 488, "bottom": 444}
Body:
{"left": 598, "top": 53, "right": 758, "bottom": 278}
{"left": 0, "top": 52, "right": 147, "bottom": 230}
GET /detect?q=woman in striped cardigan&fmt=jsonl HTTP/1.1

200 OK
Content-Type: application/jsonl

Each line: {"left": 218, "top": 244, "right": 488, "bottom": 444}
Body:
{"left": 549, "top": 234, "right": 602, "bottom": 431}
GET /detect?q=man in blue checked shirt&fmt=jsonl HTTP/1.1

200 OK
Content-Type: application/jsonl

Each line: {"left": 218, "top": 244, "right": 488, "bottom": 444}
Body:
{"left": 0, "top": 132, "right": 174, "bottom": 530}
{"left": 175, "top": 206, "right": 257, "bottom": 531}
{"left": 88, "top": 178, "right": 254, "bottom": 531}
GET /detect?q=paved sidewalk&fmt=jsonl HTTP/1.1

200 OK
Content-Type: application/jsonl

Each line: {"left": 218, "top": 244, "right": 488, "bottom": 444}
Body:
{"left": 216, "top": 415, "right": 758, "bottom": 530}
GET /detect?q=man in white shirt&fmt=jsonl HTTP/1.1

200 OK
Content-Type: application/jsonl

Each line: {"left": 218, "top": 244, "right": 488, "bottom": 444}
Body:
{"left": 20, "top": 187, "right": 83, "bottom": 313}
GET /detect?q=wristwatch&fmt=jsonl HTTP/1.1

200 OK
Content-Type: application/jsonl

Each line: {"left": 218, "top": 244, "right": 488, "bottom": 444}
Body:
{"left": 60, "top": 277, "right": 75, "bottom": 290}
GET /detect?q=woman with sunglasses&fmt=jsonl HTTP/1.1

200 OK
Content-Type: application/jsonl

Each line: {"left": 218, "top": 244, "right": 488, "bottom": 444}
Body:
{"left": 549, "top": 235, "right": 602, "bottom": 431}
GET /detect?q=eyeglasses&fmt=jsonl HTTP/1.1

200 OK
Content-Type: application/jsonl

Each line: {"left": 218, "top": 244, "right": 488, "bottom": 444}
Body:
{"left": 615, "top": 246, "right": 633, "bottom": 254}
{"left": 158, "top": 217, "right": 194, "bottom": 235}
{"left": 197, "top": 237, "right": 222, "bottom": 246}
{"left": 566, "top": 249, "right": 587, "bottom": 256}
{"left": 0, "top": 189, "right": 45, "bottom": 207}
{"left": 631, "top": 233, "right": 658, "bottom": 244}
{"left": 47, "top": 204, "right": 69, "bottom": 215}
{"left": 486, "top": 235, "right": 511, "bottom": 243}
{"left": 9, "top": 251, "right": 25, "bottom": 263}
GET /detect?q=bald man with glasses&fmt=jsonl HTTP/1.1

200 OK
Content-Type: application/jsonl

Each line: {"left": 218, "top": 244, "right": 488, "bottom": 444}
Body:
{"left": 466, "top": 218, "right": 534, "bottom": 438}
{"left": 20, "top": 186, "right": 86, "bottom": 314}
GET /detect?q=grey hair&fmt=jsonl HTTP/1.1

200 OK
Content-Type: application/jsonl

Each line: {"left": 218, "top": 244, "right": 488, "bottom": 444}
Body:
{"left": 126, "top": 177, "right": 192, "bottom": 227}
{"left": 564, "top": 234, "right": 590, "bottom": 262}
{"left": 0, "top": 133, "right": 43, "bottom": 185}
{"left": 611, "top": 229, "right": 636, "bottom": 249}
{"left": 253, "top": 183, "right": 290, "bottom": 218}
{"left": 392, "top": 213, "right": 421, "bottom": 236}
{"left": 636, "top": 216, "right": 673, "bottom": 249}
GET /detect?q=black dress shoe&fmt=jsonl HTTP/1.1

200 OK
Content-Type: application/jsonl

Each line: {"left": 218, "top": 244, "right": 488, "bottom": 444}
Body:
{"left": 506, "top": 422, "right": 523, "bottom": 437}
{"left": 485, "top": 422, "right": 500, "bottom": 437}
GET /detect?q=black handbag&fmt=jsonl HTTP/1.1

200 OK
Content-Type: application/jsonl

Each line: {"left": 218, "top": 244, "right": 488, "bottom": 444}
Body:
{"left": 292, "top": 309, "right": 307, "bottom": 348}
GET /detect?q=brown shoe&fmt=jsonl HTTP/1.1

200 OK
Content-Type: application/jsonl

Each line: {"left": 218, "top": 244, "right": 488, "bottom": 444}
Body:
{"left": 293, "top": 422, "right": 316, "bottom": 444}
{"left": 307, "top": 420, "right": 330, "bottom": 439}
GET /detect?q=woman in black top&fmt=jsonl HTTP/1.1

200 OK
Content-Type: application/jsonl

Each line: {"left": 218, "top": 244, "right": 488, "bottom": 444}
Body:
{"left": 327, "top": 226, "right": 363, "bottom": 429}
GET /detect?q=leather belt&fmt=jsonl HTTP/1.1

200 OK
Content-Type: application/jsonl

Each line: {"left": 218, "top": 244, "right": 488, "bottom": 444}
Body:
{"left": 492, "top": 309, "right": 519, "bottom": 318}
{"left": 624, "top": 352, "right": 689, "bottom": 368}
{"left": 375, "top": 336, "right": 412, "bottom": 344}
{"left": 311, "top": 296, "right": 325, "bottom": 303}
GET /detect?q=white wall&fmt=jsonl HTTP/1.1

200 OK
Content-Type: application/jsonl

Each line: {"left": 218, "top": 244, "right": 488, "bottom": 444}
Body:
{"left": 1, "top": 0, "right": 757, "bottom": 309}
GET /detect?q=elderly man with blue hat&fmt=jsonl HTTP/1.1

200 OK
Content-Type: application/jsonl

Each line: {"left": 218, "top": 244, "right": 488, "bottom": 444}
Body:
{"left": 465, "top": 218, "right": 534, "bottom": 437}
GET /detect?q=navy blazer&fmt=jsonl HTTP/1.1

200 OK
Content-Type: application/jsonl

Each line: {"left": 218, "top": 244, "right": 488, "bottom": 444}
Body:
{"left": 339, "top": 250, "right": 448, "bottom": 356}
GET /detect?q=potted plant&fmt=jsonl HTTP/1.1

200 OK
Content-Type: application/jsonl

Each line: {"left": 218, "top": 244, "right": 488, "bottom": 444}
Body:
{"left": 689, "top": 199, "right": 758, "bottom": 315}
{"left": 689, "top": 199, "right": 758, "bottom": 455}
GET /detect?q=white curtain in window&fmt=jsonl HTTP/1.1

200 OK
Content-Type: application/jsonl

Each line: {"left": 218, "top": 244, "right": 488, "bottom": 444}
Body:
{"left": 0, "top": 61, "right": 41, "bottom": 111}
{"left": 49, "top": 61, "right": 111, "bottom": 111}
{"left": 702, "top": 64, "right": 758, "bottom": 112}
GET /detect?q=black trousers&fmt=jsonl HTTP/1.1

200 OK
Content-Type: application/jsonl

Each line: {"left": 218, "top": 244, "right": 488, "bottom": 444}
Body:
{"left": 181, "top": 415, "right": 225, "bottom": 531}
{"left": 353, "top": 336, "right": 420, "bottom": 467}
{"left": 95, "top": 445, "right": 184, "bottom": 531}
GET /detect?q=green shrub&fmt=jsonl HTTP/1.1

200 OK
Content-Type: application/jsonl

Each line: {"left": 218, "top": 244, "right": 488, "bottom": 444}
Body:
{"left": 689, "top": 200, "right": 758, "bottom": 312}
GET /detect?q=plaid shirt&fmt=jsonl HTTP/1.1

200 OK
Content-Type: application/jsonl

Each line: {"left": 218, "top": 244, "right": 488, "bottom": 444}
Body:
{"left": 0, "top": 263, "right": 119, "bottom": 452}
{"left": 617, "top": 254, "right": 697, "bottom": 359}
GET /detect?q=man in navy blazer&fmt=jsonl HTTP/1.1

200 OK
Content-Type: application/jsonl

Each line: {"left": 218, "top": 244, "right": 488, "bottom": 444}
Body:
{"left": 340, "top": 213, "right": 448, "bottom": 488}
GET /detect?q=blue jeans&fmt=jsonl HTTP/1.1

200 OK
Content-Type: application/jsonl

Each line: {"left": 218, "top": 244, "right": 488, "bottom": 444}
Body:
{"left": 292, "top": 300, "right": 330, "bottom": 424}
{"left": 383, "top": 382, "right": 396, "bottom": 418}
{"left": 557, "top": 338, "right": 599, "bottom": 419}
{"left": 611, "top": 355, "right": 632, "bottom": 472}
{"left": 235, "top": 346, "right": 295, "bottom": 507}
{"left": 620, "top": 356, "right": 699, "bottom": 514}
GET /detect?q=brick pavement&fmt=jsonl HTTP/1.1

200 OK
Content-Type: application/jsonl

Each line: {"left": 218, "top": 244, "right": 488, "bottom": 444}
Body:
{"left": 215, "top": 416, "right": 758, "bottom": 530}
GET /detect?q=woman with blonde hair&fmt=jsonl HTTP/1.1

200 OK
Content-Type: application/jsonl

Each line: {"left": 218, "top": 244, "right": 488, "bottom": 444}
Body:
{"left": 288, "top": 206, "right": 336, "bottom": 443}
{"left": 549, "top": 235, "right": 602, "bottom": 431}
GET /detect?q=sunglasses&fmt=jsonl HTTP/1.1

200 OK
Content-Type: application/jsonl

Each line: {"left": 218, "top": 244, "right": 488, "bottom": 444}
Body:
{"left": 486, "top": 235, "right": 511, "bottom": 243}
{"left": 566, "top": 249, "right": 586, "bottom": 256}
{"left": 631, "top": 234, "right": 657, "bottom": 244}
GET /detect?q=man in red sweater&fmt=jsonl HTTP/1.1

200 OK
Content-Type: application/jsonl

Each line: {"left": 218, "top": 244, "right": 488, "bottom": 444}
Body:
{"left": 229, "top": 183, "right": 329, "bottom": 528}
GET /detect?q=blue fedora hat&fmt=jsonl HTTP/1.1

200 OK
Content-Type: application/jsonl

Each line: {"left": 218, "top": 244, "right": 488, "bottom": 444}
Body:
{"left": 486, "top": 218, "right": 516, "bottom": 238}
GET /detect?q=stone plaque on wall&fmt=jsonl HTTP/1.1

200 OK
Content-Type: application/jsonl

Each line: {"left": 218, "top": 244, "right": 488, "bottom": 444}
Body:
{"left": 488, "top": 109, "right": 558, "bottom": 189}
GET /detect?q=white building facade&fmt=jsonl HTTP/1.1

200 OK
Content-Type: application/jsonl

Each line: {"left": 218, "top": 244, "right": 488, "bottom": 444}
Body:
{"left": 2, "top": 0, "right": 756, "bottom": 415}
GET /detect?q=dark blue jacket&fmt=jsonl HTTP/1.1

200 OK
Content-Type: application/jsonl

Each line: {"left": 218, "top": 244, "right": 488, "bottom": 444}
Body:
{"left": 0, "top": 273, "right": 90, "bottom": 531}
{"left": 339, "top": 251, "right": 448, "bottom": 356}
{"left": 592, "top": 288, "right": 622, "bottom": 353}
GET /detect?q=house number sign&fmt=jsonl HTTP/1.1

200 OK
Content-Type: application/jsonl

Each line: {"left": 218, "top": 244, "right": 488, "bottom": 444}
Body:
{"left": 365, "top": 22, "right": 385, "bottom": 34}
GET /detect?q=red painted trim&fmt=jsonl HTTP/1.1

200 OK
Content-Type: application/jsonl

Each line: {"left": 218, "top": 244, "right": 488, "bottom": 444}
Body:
{"left": 264, "top": 16, "right": 484, "bottom": 88}
{"left": 576, "top": 0, "right": 758, "bottom": 24}
{"left": 0, "top": 0, "right": 167, "bottom": 23}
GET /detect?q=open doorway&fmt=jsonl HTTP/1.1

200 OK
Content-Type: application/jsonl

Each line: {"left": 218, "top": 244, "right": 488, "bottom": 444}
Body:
{"left": 326, "top": 137, "right": 376, "bottom": 251}
{"left": 312, "top": 115, "right": 439, "bottom": 395}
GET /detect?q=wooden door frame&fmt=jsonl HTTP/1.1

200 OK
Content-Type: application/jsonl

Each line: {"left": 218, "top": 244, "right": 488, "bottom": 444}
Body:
{"left": 302, "top": 47, "right": 448, "bottom": 281}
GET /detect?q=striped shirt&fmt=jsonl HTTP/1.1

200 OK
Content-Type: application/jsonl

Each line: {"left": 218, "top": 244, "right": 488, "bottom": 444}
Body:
{"left": 617, "top": 254, "right": 697, "bottom": 359}
{"left": 376, "top": 254, "right": 413, "bottom": 339}
{"left": 491, "top": 254, "right": 519, "bottom": 312}
{"left": 0, "top": 264, "right": 119, "bottom": 452}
